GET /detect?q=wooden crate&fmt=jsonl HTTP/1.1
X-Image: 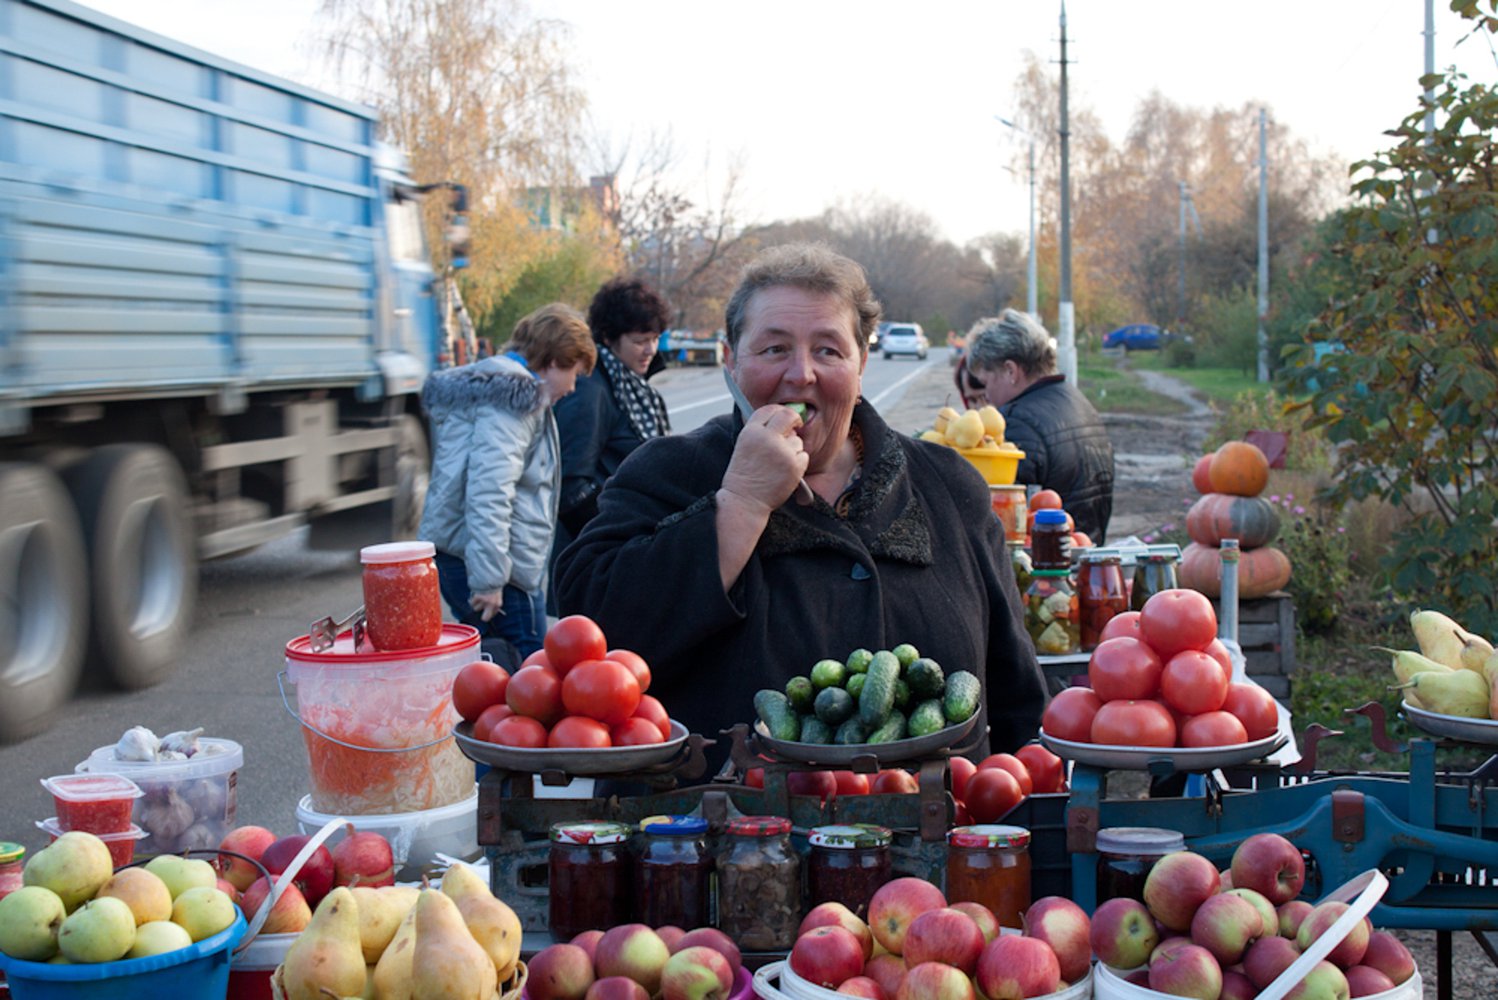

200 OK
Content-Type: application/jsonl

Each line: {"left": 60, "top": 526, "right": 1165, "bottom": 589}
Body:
{"left": 1213, "top": 591, "right": 1296, "bottom": 699}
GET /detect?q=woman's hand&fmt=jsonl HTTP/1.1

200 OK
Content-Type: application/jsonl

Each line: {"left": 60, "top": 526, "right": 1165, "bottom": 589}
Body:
{"left": 470, "top": 589, "right": 505, "bottom": 622}
{"left": 720, "top": 404, "right": 808, "bottom": 514}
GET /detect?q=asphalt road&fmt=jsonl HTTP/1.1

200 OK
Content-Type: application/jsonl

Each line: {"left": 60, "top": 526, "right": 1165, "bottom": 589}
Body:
{"left": 0, "top": 350, "right": 949, "bottom": 854}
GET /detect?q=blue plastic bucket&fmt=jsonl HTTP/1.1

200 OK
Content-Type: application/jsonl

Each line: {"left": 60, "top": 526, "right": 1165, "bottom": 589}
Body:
{"left": 0, "top": 911, "right": 246, "bottom": 999}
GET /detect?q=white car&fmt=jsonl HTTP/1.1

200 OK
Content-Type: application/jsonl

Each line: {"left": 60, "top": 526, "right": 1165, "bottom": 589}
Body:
{"left": 881, "top": 323, "right": 929, "bottom": 360}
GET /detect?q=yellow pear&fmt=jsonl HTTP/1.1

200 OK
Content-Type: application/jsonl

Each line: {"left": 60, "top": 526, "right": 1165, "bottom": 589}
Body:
{"left": 1410, "top": 610, "right": 1473, "bottom": 670}
{"left": 950, "top": 410, "right": 985, "bottom": 450}
{"left": 1377, "top": 647, "right": 1452, "bottom": 686}
{"left": 978, "top": 405, "right": 1005, "bottom": 440}
{"left": 370, "top": 903, "right": 416, "bottom": 1000}
{"left": 919, "top": 429, "right": 945, "bottom": 444}
{"left": 1397, "top": 669, "right": 1490, "bottom": 719}
{"left": 351, "top": 887, "right": 412, "bottom": 966}
{"left": 933, "top": 406, "right": 960, "bottom": 435}
{"left": 1460, "top": 632, "right": 1495, "bottom": 673}
{"left": 276, "top": 887, "right": 367, "bottom": 1000}
{"left": 440, "top": 862, "right": 522, "bottom": 981}
{"left": 411, "top": 890, "right": 496, "bottom": 1000}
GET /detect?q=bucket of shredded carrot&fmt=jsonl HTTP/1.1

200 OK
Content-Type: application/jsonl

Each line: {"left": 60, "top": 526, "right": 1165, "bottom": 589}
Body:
{"left": 282, "top": 623, "right": 480, "bottom": 815}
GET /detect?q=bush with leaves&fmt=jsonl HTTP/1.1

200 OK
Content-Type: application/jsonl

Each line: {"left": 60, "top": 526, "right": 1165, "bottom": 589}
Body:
{"left": 1269, "top": 492, "right": 1352, "bottom": 635}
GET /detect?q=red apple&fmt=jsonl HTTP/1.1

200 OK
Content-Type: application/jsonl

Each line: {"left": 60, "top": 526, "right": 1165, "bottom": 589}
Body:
{"left": 595, "top": 924, "right": 671, "bottom": 995}
{"left": 863, "top": 954, "right": 907, "bottom": 999}
{"left": 675, "top": 928, "right": 742, "bottom": 980}
{"left": 902, "top": 908, "right": 985, "bottom": 976}
{"left": 1151, "top": 936, "right": 1194, "bottom": 965}
{"left": 800, "top": 902, "right": 875, "bottom": 959}
{"left": 214, "top": 877, "right": 241, "bottom": 904}
{"left": 790, "top": 925, "right": 866, "bottom": 989}
{"left": 1360, "top": 931, "right": 1415, "bottom": 985}
{"left": 1284, "top": 959, "right": 1351, "bottom": 1000}
{"left": 1345, "top": 965, "right": 1397, "bottom": 997}
{"left": 661, "top": 945, "right": 733, "bottom": 1000}
{"left": 1022, "top": 896, "right": 1091, "bottom": 983}
{"left": 1189, "top": 892, "right": 1262, "bottom": 965}
{"left": 1090, "top": 896, "right": 1160, "bottom": 970}
{"left": 240, "top": 876, "right": 311, "bottom": 934}
{"left": 1221, "top": 969, "right": 1257, "bottom": 1000}
{"left": 586, "top": 978, "right": 651, "bottom": 1000}
{"left": 1230, "top": 833, "right": 1306, "bottom": 905}
{"left": 949, "top": 901, "right": 1000, "bottom": 944}
{"left": 1143, "top": 851, "right": 1221, "bottom": 931}
{"left": 331, "top": 825, "right": 395, "bottom": 888}
{"left": 1225, "top": 887, "right": 1277, "bottom": 939}
{"left": 867, "top": 877, "right": 947, "bottom": 955}
{"left": 787, "top": 770, "right": 838, "bottom": 800}
{"left": 1296, "top": 901, "right": 1370, "bottom": 968}
{"left": 260, "top": 834, "right": 336, "bottom": 908}
{"left": 838, "top": 977, "right": 888, "bottom": 1000}
{"left": 1148, "top": 943, "right": 1223, "bottom": 1000}
{"left": 1278, "top": 900, "right": 1314, "bottom": 939}
{"left": 216, "top": 825, "right": 276, "bottom": 892}
{"left": 656, "top": 926, "right": 687, "bottom": 951}
{"left": 1219, "top": 868, "right": 1234, "bottom": 890}
{"left": 975, "top": 936, "right": 1060, "bottom": 1000}
{"left": 571, "top": 929, "right": 604, "bottom": 962}
{"left": 1244, "top": 935, "right": 1303, "bottom": 990}
{"left": 898, "top": 962, "right": 978, "bottom": 1000}
{"left": 1123, "top": 969, "right": 1151, "bottom": 987}
{"left": 530, "top": 944, "right": 597, "bottom": 1000}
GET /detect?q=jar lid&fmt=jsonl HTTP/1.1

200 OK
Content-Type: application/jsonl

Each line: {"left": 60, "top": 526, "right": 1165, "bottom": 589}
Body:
{"left": 550, "top": 821, "right": 632, "bottom": 845}
{"left": 1030, "top": 569, "right": 1071, "bottom": 578}
{"left": 1095, "top": 827, "right": 1186, "bottom": 856}
{"left": 727, "top": 816, "right": 792, "bottom": 837}
{"left": 1079, "top": 551, "right": 1120, "bottom": 563}
{"left": 809, "top": 823, "right": 892, "bottom": 849}
{"left": 0, "top": 842, "right": 23, "bottom": 864}
{"left": 360, "top": 541, "right": 436, "bottom": 564}
{"left": 1033, "top": 510, "right": 1069, "bottom": 526}
{"left": 641, "top": 815, "right": 709, "bottom": 836}
{"left": 990, "top": 485, "right": 1026, "bottom": 495}
{"left": 948, "top": 824, "right": 1031, "bottom": 849}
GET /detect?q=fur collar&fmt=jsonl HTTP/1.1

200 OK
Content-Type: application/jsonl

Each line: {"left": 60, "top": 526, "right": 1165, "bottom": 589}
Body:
{"left": 420, "top": 356, "right": 542, "bottom": 417}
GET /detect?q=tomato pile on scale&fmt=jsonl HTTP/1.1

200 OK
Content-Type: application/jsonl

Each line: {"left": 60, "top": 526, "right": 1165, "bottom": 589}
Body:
{"left": 452, "top": 615, "right": 674, "bottom": 749}
{"left": 1041, "top": 589, "right": 1280, "bottom": 749}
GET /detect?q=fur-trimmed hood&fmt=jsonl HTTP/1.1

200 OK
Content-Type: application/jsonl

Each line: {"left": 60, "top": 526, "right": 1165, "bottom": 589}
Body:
{"left": 421, "top": 356, "right": 542, "bottom": 418}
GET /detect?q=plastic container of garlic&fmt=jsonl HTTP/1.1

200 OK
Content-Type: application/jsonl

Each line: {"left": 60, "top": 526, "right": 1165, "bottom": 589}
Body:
{"left": 75, "top": 738, "right": 244, "bottom": 855}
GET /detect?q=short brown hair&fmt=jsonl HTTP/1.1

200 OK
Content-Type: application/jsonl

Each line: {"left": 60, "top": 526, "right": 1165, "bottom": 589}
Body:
{"left": 508, "top": 303, "right": 596, "bottom": 374}
{"left": 724, "top": 243, "right": 881, "bottom": 352}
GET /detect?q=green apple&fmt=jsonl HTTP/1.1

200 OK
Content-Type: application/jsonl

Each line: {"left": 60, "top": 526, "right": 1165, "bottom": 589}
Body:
{"left": 58, "top": 896, "right": 136, "bottom": 963}
{"left": 144, "top": 855, "right": 217, "bottom": 900}
{"left": 0, "top": 885, "right": 67, "bottom": 960}
{"left": 22, "top": 832, "right": 113, "bottom": 912}
{"left": 170, "top": 886, "right": 236, "bottom": 942}
{"left": 127, "top": 920, "right": 193, "bottom": 958}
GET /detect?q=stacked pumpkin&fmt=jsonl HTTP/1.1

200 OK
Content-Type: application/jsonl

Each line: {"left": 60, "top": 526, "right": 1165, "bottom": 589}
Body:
{"left": 1179, "top": 441, "right": 1293, "bottom": 600}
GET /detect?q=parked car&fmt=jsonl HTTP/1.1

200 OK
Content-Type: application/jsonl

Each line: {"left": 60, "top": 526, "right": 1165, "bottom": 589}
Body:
{"left": 881, "top": 323, "right": 929, "bottom": 360}
{"left": 871, "top": 321, "right": 891, "bottom": 352}
{"left": 1102, "top": 323, "right": 1164, "bottom": 350}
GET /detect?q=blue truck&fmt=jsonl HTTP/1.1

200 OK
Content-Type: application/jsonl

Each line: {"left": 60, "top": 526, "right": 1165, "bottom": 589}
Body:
{"left": 0, "top": 0, "right": 463, "bottom": 739}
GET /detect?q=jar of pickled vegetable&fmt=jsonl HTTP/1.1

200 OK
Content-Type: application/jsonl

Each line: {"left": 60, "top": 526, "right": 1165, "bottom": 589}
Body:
{"left": 360, "top": 541, "right": 442, "bottom": 651}
{"left": 1096, "top": 827, "right": 1184, "bottom": 904}
{"left": 989, "top": 486, "right": 1028, "bottom": 544}
{"left": 808, "top": 824, "right": 892, "bottom": 920}
{"left": 548, "top": 821, "right": 633, "bottom": 938}
{"left": 1026, "top": 570, "right": 1079, "bottom": 655}
{"left": 1130, "top": 553, "right": 1180, "bottom": 611}
{"left": 635, "top": 816, "right": 713, "bottom": 929}
{"left": 946, "top": 825, "right": 1031, "bottom": 928}
{"left": 1010, "top": 543, "right": 1033, "bottom": 595}
{"left": 1078, "top": 553, "right": 1128, "bottom": 650}
{"left": 1031, "top": 509, "right": 1071, "bottom": 570}
{"left": 718, "top": 816, "right": 800, "bottom": 950}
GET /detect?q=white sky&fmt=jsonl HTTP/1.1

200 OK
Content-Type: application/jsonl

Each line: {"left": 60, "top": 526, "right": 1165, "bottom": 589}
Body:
{"left": 81, "top": 0, "right": 1497, "bottom": 244}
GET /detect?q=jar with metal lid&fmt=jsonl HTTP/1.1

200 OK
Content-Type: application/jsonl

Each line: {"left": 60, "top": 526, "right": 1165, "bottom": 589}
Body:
{"left": 718, "top": 816, "right": 800, "bottom": 950}
{"left": 1130, "top": 553, "right": 1180, "bottom": 611}
{"left": 946, "top": 825, "right": 1032, "bottom": 929}
{"left": 1031, "top": 508, "right": 1071, "bottom": 570}
{"left": 1096, "top": 827, "right": 1185, "bottom": 904}
{"left": 1078, "top": 552, "right": 1129, "bottom": 650}
{"left": 548, "top": 821, "right": 634, "bottom": 939}
{"left": 808, "top": 824, "right": 892, "bottom": 920}
{"left": 1026, "top": 570, "right": 1080, "bottom": 655}
{"left": 360, "top": 541, "right": 443, "bottom": 651}
{"left": 989, "top": 485, "right": 1028, "bottom": 544}
{"left": 0, "top": 842, "right": 24, "bottom": 901}
{"left": 635, "top": 815, "right": 713, "bottom": 929}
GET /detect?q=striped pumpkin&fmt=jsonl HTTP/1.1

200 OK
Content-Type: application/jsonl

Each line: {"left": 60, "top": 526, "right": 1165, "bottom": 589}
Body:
{"left": 1186, "top": 493, "right": 1282, "bottom": 549}
{"left": 1180, "top": 542, "right": 1292, "bottom": 599}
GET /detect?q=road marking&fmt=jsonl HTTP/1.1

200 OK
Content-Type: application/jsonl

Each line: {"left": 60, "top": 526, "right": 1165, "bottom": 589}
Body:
{"left": 668, "top": 358, "right": 938, "bottom": 418}
{"left": 868, "top": 360, "right": 936, "bottom": 407}
{"left": 669, "top": 393, "right": 730, "bottom": 416}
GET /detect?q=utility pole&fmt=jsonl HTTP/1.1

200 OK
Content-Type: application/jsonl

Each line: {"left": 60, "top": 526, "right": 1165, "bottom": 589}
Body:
{"left": 1257, "top": 108, "right": 1269, "bottom": 383}
{"left": 1056, "top": 2, "right": 1076, "bottom": 384}
{"left": 1177, "top": 182, "right": 1201, "bottom": 332}
{"left": 996, "top": 116, "right": 1038, "bottom": 316}
{"left": 1423, "top": 0, "right": 1437, "bottom": 244}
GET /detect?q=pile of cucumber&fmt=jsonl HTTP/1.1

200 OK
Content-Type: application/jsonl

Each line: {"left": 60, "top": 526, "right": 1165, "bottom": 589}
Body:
{"left": 754, "top": 643, "right": 980, "bottom": 746}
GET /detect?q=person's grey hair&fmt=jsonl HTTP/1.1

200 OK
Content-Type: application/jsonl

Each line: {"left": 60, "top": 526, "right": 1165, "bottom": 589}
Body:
{"left": 965, "top": 309, "right": 1058, "bottom": 378}
{"left": 723, "top": 243, "right": 882, "bottom": 351}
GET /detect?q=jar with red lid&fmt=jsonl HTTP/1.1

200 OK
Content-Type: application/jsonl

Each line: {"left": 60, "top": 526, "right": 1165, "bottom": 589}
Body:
{"left": 1031, "top": 509, "right": 1072, "bottom": 570}
{"left": 947, "top": 824, "right": 1031, "bottom": 928}
{"left": 1078, "top": 553, "right": 1129, "bottom": 650}
{"left": 718, "top": 816, "right": 799, "bottom": 949}
{"left": 635, "top": 816, "right": 713, "bottom": 930}
{"left": 1096, "top": 827, "right": 1184, "bottom": 904}
{"left": 0, "top": 842, "right": 24, "bottom": 901}
{"left": 808, "top": 824, "right": 892, "bottom": 921}
{"left": 360, "top": 541, "right": 442, "bottom": 651}
{"left": 549, "top": 821, "right": 634, "bottom": 939}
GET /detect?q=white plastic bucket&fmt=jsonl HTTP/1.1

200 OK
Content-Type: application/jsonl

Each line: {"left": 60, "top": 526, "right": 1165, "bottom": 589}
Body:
{"left": 76, "top": 738, "right": 244, "bottom": 855}
{"left": 757, "top": 960, "right": 1092, "bottom": 1000}
{"left": 295, "top": 787, "right": 480, "bottom": 878}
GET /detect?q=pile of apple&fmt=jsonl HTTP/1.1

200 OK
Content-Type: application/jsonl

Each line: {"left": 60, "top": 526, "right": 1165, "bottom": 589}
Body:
{"left": 789, "top": 879, "right": 1092, "bottom": 1000}
{"left": 1091, "top": 832, "right": 1417, "bottom": 999}
{"left": 528, "top": 923, "right": 744, "bottom": 1000}
{"left": 1041, "top": 590, "right": 1282, "bottom": 749}
{"left": 213, "top": 823, "right": 396, "bottom": 934}
{"left": 0, "top": 831, "right": 237, "bottom": 965}
{"left": 453, "top": 615, "right": 678, "bottom": 750}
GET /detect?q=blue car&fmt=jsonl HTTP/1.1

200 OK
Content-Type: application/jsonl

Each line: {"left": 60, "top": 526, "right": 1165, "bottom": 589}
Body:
{"left": 1103, "top": 324, "right": 1163, "bottom": 350}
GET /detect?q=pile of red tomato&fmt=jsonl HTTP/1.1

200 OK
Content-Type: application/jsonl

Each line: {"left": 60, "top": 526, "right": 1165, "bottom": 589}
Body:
{"left": 1040, "top": 589, "right": 1280, "bottom": 748}
{"left": 743, "top": 742, "right": 1067, "bottom": 823}
{"left": 451, "top": 615, "right": 675, "bottom": 749}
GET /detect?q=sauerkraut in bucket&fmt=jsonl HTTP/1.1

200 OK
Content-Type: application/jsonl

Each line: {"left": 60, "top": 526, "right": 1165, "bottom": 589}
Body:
{"left": 283, "top": 624, "right": 479, "bottom": 814}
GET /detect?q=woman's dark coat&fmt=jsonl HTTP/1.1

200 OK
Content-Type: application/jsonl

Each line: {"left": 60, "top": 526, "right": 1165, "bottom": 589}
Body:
{"left": 1001, "top": 375, "right": 1115, "bottom": 543}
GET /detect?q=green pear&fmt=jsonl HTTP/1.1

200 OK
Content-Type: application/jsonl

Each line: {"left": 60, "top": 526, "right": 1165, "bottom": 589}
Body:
{"left": 1397, "top": 668, "right": 1490, "bottom": 719}
{"left": 23, "top": 832, "right": 113, "bottom": 912}
{"left": 144, "top": 855, "right": 216, "bottom": 900}
{"left": 1410, "top": 609, "right": 1475, "bottom": 670}
{"left": 57, "top": 896, "right": 136, "bottom": 963}
{"left": 0, "top": 885, "right": 66, "bottom": 960}
{"left": 127, "top": 920, "right": 193, "bottom": 958}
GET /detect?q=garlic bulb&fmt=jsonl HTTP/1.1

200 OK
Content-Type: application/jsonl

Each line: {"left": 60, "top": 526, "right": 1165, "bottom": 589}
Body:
{"left": 158, "top": 727, "right": 204, "bottom": 757}
{"left": 114, "top": 726, "right": 160, "bottom": 762}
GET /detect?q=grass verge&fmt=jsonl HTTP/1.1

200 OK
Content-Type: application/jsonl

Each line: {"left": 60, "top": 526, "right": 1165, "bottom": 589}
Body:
{"left": 1078, "top": 356, "right": 1189, "bottom": 416}
{"left": 1126, "top": 351, "right": 1271, "bottom": 408}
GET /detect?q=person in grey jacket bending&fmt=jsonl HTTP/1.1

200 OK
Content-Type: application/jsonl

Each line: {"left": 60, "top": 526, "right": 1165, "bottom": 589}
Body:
{"left": 419, "top": 304, "right": 596, "bottom": 655}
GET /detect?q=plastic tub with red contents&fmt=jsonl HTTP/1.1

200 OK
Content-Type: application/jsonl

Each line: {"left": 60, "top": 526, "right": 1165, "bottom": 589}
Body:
{"left": 40, "top": 773, "right": 143, "bottom": 834}
{"left": 36, "top": 817, "right": 147, "bottom": 867}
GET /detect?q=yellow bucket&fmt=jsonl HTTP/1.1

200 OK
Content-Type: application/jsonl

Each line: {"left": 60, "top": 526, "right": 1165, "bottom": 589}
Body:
{"left": 956, "top": 446, "right": 1025, "bottom": 485}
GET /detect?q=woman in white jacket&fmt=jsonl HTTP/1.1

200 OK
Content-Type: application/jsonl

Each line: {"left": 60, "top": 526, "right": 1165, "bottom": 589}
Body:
{"left": 418, "top": 304, "right": 596, "bottom": 656}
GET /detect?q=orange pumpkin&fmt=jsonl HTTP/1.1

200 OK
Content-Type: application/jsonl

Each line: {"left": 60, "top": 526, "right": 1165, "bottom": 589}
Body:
{"left": 1207, "top": 441, "right": 1270, "bottom": 497}
{"left": 1186, "top": 493, "right": 1281, "bottom": 549}
{"left": 1191, "top": 454, "right": 1214, "bottom": 494}
{"left": 1179, "top": 542, "right": 1292, "bottom": 599}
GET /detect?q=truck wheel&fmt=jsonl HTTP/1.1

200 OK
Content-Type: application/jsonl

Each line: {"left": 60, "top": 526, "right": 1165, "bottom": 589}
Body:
{"left": 64, "top": 445, "right": 196, "bottom": 690}
{"left": 0, "top": 463, "right": 88, "bottom": 741}
{"left": 392, "top": 413, "right": 429, "bottom": 540}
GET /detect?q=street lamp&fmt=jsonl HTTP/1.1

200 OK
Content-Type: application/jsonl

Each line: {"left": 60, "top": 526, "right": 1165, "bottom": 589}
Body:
{"left": 995, "top": 116, "right": 1038, "bottom": 317}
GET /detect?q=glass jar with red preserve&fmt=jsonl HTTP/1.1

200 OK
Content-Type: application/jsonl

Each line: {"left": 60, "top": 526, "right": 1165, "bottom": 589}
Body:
{"left": 807, "top": 824, "right": 892, "bottom": 921}
{"left": 1096, "top": 827, "right": 1184, "bottom": 904}
{"left": 360, "top": 541, "right": 442, "bottom": 651}
{"left": 548, "top": 821, "right": 634, "bottom": 938}
{"left": 0, "top": 842, "right": 24, "bottom": 901}
{"left": 40, "top": 773, "right": 142, "bottom": 834}
{"left": 1078, "top": 552, "right": 1129, "bottom": 650}
{"left": 635, "top": 816, "right": 713, "bottom": 930}
{"left": 946, "top": 825, "right": 1031, "bottom": 929}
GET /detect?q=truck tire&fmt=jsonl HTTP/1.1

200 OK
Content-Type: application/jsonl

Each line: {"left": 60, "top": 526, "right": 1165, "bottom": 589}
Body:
{"left": 0, "top": 463, "right": 88, "bottom": 741}
{"left": 392, "top": 413, "right": 429, "bottom": 540}
{"left": 64, "top": 444, "right": 196, "bottom": 690}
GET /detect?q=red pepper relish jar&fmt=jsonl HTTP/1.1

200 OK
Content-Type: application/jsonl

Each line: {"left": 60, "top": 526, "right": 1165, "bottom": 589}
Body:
{"left": 359, "top": 541, "right": 442, "bottom": 651}
{"left": 807, "top": 823, "right": 893, "bottom": 921}
{"left": 548, "top": 821, "right": 634, "bottom": 938}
